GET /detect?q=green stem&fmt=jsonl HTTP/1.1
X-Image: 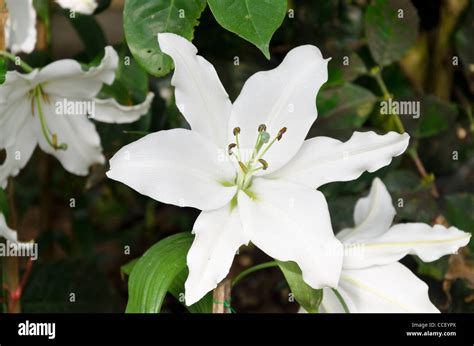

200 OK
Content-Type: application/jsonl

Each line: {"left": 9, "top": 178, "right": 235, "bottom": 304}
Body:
{"left": 370, "top": 67, "right": 405, "bottom": 134}
{"left": 331, "top": 288, "right": 349, "bottom": 313}
{"left": 0, "top": 50, "right": 34, "bottom": 73}
{"left": 232, "top": 261, "right": 279, "bottom": 287}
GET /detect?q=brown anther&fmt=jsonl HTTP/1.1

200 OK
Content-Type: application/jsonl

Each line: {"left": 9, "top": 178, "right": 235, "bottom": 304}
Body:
{"left": 277, "top": 127, "right": 287, "bottom": 140}
{"left": 258, "top": 158, "right": 268, "bottom": 170}
{"left": 228, "top": 143, "right": 237, "bottom": 155}
{"left": 233, "top": 127, "right": 241, "bottom": 136}
{"left": 258, "top": 124, "right": 267, "bottom": 132}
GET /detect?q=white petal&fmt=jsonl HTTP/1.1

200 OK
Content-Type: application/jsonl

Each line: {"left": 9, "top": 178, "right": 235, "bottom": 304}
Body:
{"left": 344, "top": 223, "right": 471, "bottom": 269}
{"left": 107, "top": 129, "right": 237, "bottom": 211}
{"left": 337, "top": 178, "right": 396, "bottom": 242}
{"left": 238, "top": 178, "right": 343, "bottom": 289}
{"left": 0, "top": 70, "right": 38, "bottom": 105}
{"left": 271, "top": 131, "right": 410, "bottom": 188}
{"left": 0, "top": 98, "right": 31, "bottom": 148}
{"left": 34, "top": 96, "right": 105, "bottom": 176}
{"left": 92, "top": 93, "right": 154, "bottom": 124}
{"left": 319, "top": 287, "right": 357, "bottom": 313}
{"left": 185, "top": 204, "right": 249, "bottom": 305}
{"left": 0, "top": 121, "right": 36, "bottom": 189}
{"left": 229, "top": 45, "right": 329, "bottom": 175}
{"left": 158, "top": 33, "right": 232, "bottom": 149}
{"left": 0, "top": 213, "right": 19, "bottom": 242}
{"left": 55, "top": 0, "right": 98, "bottom": 15}
{"left": 5, "top": 0, "right": 37, "bottom": 54}
{"left": 38, "top": 46, "right": 118, "bottom": 99}
{"left": 338, "top": 263, "right": 439, "bottom": 313}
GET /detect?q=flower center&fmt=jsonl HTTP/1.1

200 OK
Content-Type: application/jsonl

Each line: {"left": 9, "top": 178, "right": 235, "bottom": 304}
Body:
{"left": 29, "top": 85, "right": 68, "bottom": 151}
{"left": 227, "top": 124, "right": 287, "bottom": 192}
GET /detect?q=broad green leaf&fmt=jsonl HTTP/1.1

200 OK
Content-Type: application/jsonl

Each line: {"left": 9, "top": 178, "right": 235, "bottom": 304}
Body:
{"left": 0, "top": 58, "right": 6, "bottom": 85}
{"left": 124, "top": 0, "right": 207, "bottom": 77}
{"left": 120, "top": 258, "right": 138, "bottom": 279}
{"left": 277, "top": 261, "right": 322, "bottom": 313}
{"left": 126, "top": 232, "right": 211, "bottom": 313}
{"left": 415, "top": 96, "right": 457, "bottom": 138}
{"left": 68, "top": 13, "right": 107, "bottom": 60}
{"left": 317, "top": 83, "right": 376, "bottom": 129}
{"left": 365, "top": 0, "right": 419, "bottom": 66}
{"left": 207, "top": 0, "right": 287, "bottom": 59}
{"left": 169, "top": 268, "right": 212, "bottom": 313}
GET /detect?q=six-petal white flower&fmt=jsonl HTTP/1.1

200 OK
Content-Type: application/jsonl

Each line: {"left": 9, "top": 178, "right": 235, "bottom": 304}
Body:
{"left": 55, "top": 0, "right": 98, "bottom": 15}
{"left": 315, "top": 178, "right": 471, "bottom": 313}
{"left": 107, "top": 33, "right": 411, "bottom": 306}
{"left": 0, "top": 46, "right": 154, "bottom": 188}
{"left": 4, "top": 0, "right": 37, "bottom": 54}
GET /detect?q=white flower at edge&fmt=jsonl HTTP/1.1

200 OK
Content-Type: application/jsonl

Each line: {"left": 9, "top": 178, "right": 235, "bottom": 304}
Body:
{"left": 4, "top": 0, "right": 37, "bottom": 54}
{"left": 0, "top": 212, "right": 33, "bottom": 249}
{"left": 312, "top": 178, "right": 471, "bottom": 313}
{"left": 106, "top": 33, "right": 410, "bottom": 306}
{"left": 0, "top": 46, "right": 154, "bottom": 188}
{"left": 55, "top": 0, "right": 98, "bottom": 15}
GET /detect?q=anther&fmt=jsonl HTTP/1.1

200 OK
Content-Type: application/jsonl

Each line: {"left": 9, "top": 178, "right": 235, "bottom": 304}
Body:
{"left": 277, "top": 127, "right": 287, "bottom": 141}
{"left": 228, "top": 143, "right": 237, "bottom": 155}
{"left": 258, "top": 158, "right": 268, "bottom": 170}
{"left": 258, "top": 124, "right": 267, "bottom": 132}
{"left": 238, "top": 161, "right": 248, "bottom": 173}
{"left": 233, "top": 127, "right": 241, "bottom": 136}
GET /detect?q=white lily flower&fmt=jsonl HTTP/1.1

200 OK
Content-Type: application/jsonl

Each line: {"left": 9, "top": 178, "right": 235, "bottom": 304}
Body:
{"left": 0, "top": 46, "right": 154, "bottom": 188}
{"left": 55, "top": 0, "right": 98, "bottom": 15}
{"left": 107, "top": 33, "right": 410, "bottom": 306}
{"left": 4, "top": 0, "right": 37, "bottom": 54}
{"left": 316, "top": 178, "right": 471, "bottom": 313}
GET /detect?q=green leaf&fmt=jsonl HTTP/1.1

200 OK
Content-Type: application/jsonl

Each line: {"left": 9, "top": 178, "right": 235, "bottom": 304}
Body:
{"left": 415, "top": 96, "right": 457, "bottom": 138}
{"left": 169, "top": 268, "right": 212, "bottom": 313}
{"left": 365, "top": 0, "right": 419, "bottom": 66}
{"left": 445, "top": 193, "right": 474, "bottom": 237}
{"left": 317, "top": 83, "right": 376, "bottom": 129}
{"left": 207, "top": 0, "right": 287, "bottom": 59}
{"left": 68, "top": 13, "right": 107, "bottom": 60}
{"left": 277, "top": 261, "right": 322, "bottom": 313}
{"left": 126, "top": 232, "right": 211, "bottom": 313}
{"left": 124, "top": 0, "right": 207, "bottom": 77}
{"left": 120, "top": 258, "right": 138, "bottom": 279}
{"left": 0, "top": 58, "right": 6, "bottom": 85}
{"left": 327, "top": 52, "right": 367, "bottom": 86}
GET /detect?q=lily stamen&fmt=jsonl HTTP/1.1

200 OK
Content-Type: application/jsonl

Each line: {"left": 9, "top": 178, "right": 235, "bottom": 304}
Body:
{"left": 35, "top": 87, "right": 68, "bottom": 151}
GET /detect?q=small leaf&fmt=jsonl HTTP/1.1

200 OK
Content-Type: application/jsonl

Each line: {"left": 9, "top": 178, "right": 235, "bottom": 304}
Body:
{"left": 277, "top": 260, "right": 322, "bottom": 313}
{"left": 126, "top": 232, "right": 211, "bottom": 313}
{"left": 124, "top": 0, "right": 207, "bottom": 77}
{"left": 445, "top": 193, "right": 474, "bottom": 240}
{"left": 365, "top": 0, "right": 419, "bottom": 66}
{"left": 207, "top": 0, "right": 287, "bottom": 59}
{"left": 415, "top": 96, "right": 457, "bottom": 138}
{"left": 317, "top": 83, "right": 376, "bottom": 129}
{"left": 327, "top": 52, "right": 367, "bottom": 86}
